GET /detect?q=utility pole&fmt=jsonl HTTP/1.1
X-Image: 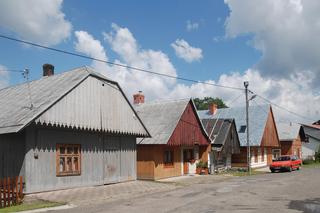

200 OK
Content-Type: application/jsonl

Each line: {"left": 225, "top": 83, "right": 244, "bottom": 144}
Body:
{"left": 244, "top": 81, "right": 251, "bottom": 175}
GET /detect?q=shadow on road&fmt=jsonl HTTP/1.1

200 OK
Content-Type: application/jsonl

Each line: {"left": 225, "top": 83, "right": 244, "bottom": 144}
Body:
{"left": 288, "top": 198, "right": 320, "bottom": 213}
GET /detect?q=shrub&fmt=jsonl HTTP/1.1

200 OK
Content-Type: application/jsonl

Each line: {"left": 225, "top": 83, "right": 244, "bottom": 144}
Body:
{"left": 315, "top": 147, "right": 320, "bottom": 162}
{"left": 303, "top": 159, "right": 314, "bottom": 165}
{"left": 196, "top": 161, "right": 208, "bottom": 168}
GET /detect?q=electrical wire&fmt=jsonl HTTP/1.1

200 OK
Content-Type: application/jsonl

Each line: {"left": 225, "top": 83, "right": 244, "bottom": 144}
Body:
{"left": 252, "top": 92, "right": 314, "bottom": 122}
{"left": 0, "top": 34, "right": 244, "bottom": 91}
{"left": 0, "top": 34, "right": 314, "bottom": 122}
{"left": 0, "top": 70, "right": 23, "bottom": 73}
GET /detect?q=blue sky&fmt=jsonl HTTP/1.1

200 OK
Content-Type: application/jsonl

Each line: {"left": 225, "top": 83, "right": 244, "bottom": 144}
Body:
{"left": 0, "top": 0, "right": 259, "bottom": 85}
{"left": 0, "top": 0, "right": 319, "bottom": 122}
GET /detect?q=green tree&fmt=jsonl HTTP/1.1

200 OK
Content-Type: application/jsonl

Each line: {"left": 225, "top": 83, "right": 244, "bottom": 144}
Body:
{"left": 193, "top": 97, "right": 227, "bottom": 110}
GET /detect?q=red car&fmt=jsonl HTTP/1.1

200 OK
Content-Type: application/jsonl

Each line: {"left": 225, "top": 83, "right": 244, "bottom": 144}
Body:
{"left": 270, "top": 155, "right": 302, "bottom": 172}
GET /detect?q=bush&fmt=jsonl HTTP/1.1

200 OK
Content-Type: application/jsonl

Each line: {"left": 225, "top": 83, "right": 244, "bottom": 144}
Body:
{"left": 303, "top": 159, "right": 315, "bottom": 165}
{"left": 315, "top": 147, "right": 320, "bottom": 162}
{"left": 196, "top": 161, "right": 208, "bottom": 168}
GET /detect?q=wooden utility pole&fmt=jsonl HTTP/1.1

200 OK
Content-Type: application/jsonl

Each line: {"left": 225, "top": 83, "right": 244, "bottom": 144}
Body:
{"left": 244, "top": 81, "right": 251, "bottom": 175}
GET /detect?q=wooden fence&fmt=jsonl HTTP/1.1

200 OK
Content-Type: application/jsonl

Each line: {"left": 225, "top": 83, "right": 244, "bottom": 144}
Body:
{"left": 0, "top": 176, "right": 24, "bottom": 208}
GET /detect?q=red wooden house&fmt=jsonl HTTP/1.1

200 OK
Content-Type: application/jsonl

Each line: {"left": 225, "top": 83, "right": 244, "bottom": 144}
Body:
{"left": 277, "top": 123, "right": 306, "bottom": 158}
{"left": 134, "top": 93, "right": 211, "bottom": 180}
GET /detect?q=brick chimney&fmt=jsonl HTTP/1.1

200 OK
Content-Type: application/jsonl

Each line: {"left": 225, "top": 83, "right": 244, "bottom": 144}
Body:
{"left": 133, "top": 91, "right": 145, "bottom": 105}
{"left": 208, "top": 103, "right": 218, "bottom": 115}
{"left": 43, "top": 64, "right": 54, "bottom": 77}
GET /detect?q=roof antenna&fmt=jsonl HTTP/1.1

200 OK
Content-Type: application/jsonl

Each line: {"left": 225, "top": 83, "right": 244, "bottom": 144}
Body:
{"left": 22, "top": 68, "right": 34, "bottom": 109}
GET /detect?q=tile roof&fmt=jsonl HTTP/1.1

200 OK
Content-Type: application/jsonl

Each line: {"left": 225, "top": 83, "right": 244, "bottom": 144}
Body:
{"left": 198, "top": 104, "right": 270, "bottom": 146}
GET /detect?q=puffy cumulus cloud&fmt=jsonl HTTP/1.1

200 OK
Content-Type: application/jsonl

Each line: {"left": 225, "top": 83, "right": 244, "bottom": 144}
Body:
{"left": 224, "top": 0, "right": 320, "bottom": 84}
{"left": 75, "top": 24, "right": 177, "bottom": 100}
{"left": 0, "top": 65, "right": 9, "bottom": 89}
{"left": 0, "top": 0, "right": 72, "bottom": 46}
{"left": 171, "top": 39, "right": 203, "bottom": 63}
{"left": 74, "top": 24, "right": 318, "bottom": 123}
{"left": 186, "top": 20, "right": 199, "bottom": 32}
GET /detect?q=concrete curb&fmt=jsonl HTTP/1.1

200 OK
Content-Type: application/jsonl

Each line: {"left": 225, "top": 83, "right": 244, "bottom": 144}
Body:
{"left": 18, "top": 204, "right": 76, "bottom": 213}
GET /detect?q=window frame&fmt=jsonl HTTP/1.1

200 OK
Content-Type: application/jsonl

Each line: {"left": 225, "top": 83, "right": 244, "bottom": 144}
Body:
{"left": 239, "top": 125, "right": 247, "bottom": 133}
{"left": 56, "top": 144, "right": 81, "bottom": 177}
{"left": 164, "top": 149, "right": 174, "bottom": 168}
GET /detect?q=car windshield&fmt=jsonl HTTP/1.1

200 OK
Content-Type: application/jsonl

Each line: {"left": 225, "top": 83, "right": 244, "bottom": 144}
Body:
{"left": 275, "top": 156, "right": 291, "bottom": 161}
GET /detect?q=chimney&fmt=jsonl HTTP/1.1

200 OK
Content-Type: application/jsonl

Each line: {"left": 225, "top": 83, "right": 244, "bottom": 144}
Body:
{"left": 43, "top": 64, "right": 54, "bottom": 77}
{"left": 208, "top": 103, "right": 218, "bottom": 115}
{"left": 133, "top": 91, "right": 145, "bottom": 105}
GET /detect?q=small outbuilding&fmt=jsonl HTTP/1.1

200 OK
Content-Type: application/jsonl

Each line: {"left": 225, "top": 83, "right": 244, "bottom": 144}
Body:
{"left": 201, "top": 117, "right": 241, "bottom": 172}
{"left": 301, "top": 123, "right": 320, "bottom": 160}
{"left": 277, "top": 122, "right": 307, "bottom": 158}
{"left": 0, "top": 65, "right": 149, "bottom": 193}
{"left": 134, "top": 94, "right": 211, "bottom": 180}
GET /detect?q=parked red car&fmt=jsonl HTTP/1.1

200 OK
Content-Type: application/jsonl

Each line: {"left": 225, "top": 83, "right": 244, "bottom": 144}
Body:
{"left": 270, "top": 155, "right": 302, "bottom": 172}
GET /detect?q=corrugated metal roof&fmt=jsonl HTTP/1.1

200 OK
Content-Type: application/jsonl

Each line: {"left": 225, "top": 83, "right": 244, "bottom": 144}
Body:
{"left": 135, "top": 99, "right": 210, "bottom": 145}
{"left": 302, "top": 124, "right": 320, "bottom": 140}
{"left": 135, "top": 99, "right": 190, "bottom": 145}
{"left": 277, "top": 122, "right": 302, "bottom": 141}
{"left": 201, "top": 118, "right": 235, "bottom": 145}
{"left": 198, "top": 104, "right": 270, "bottom": 146}
{"left": 0, "top": 66, "right": 149, "bottom": 136}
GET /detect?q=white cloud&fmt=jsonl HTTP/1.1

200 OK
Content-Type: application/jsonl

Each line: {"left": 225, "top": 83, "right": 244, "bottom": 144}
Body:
{"left": 186, "top": 20, "right": 199, "bottom": 31}
{"left": 171, "top": 39, "right": 203, "bottom": 63}
{"left": 0, "top": 65, "right": 9, "bottom": 89}
{"left": 75, "top": 24, "right": 177, "bottom": 100}
{"left": 169, "top": 69, "right": 320, "bottom": 123}
{"left": 74, "top": 24, "right": 319, "bottom": 123}
{"left": 0, "top": 0, "right": 72, "bottom": 46}
{"left": 224, "top": 0, "right": 320, "bottom": 84}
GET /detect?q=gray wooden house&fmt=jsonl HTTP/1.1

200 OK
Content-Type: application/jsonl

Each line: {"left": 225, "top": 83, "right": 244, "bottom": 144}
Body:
{"left": 201, "top": 118, "right": 240, "bottom": 172}
{"left": 0, "top": 65, "right": 149, "bottom": 193}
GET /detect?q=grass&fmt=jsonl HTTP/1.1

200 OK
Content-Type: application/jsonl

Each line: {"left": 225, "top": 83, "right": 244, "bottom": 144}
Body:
{"left": 302, "top": 161, "right": 320, "bottom": 168}
{"left": 217, "top": 169, "right": 267, "bottom": 177}
{"left": 0, "top": 200, "right": 64, "bottom": 212}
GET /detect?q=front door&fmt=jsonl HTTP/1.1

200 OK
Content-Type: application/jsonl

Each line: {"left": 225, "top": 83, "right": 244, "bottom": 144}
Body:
{"left": 183, "top": 149, "right": 193, "bottom": 174}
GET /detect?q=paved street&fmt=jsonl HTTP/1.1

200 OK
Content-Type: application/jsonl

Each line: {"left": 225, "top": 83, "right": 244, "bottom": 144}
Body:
{"left": 51, "top": 168, "right": 320, "bottom": 213}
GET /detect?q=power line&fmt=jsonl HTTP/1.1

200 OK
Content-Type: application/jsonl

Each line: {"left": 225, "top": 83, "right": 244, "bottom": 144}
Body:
{"left": 0, "top": 34, "right": 314, "bottom": 122}
{"left": 0, "top": 70, "right": 24, "bottom": 73}
{"left": 252, "top": 92, "right": 314, "bottom": 122}
{"left": 0, "top": 34, "right": 244, "bottom": 91}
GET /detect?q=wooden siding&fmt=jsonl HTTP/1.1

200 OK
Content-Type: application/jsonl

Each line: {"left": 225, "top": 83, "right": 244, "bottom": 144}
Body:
{"left": 0, "top": 133, "right": 25, "bottom": 179}
{"left": 261, "top": 109, "right": 280, "bottom": 147}
{"left": 24, "top": 126, "right": 137, "bottom": 193}
{"left": 281, "top": 135, "right": 302, "bottom": 158}
{"left": 36, "top": 76, "right": 147, "bottom": 136}
{"left": 137, "top": 144, "right": 210, "bottom": 180}
{"left": 168, "top": 103, "right": 209, "bottom": 146}
{"left": 232, "top": 147, "right": 274, "bottom": 167}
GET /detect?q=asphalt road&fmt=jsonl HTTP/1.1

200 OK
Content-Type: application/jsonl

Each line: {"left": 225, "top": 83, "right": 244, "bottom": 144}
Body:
{"left": 59, "top": 167, "right": 320, "bottom": 213}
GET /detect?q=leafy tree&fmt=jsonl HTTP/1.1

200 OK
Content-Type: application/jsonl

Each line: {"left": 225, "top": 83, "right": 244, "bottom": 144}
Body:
{"left": 193, "top": 97, "right": 227, "bottom": 110}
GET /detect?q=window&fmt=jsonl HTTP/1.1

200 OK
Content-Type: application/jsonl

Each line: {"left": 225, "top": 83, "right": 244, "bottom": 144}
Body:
{"left": 239, "top": 125, "right": 247, "bottom": 133}
{"left": 164, "top": 150, "right": 174, "bottom": 167}
{"left": 272, "top": 149, "right": 281, "bottom": 160}
{"left": 261, "top": 148, "right": 264, "bottom": 162}
{"left": 56, "top": 144, "right": 81, "bottom": 176}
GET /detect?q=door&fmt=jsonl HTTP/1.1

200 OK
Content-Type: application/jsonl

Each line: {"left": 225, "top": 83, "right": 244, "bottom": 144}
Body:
{"left": 103, "top": 136, "right": 121, "bottom": 184}
{"left": 183, "top": 150, "right": 189, "bottom": 174}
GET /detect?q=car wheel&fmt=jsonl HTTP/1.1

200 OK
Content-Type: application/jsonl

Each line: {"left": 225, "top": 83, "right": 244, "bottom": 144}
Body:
{"left": 288, "top": 167, "right": 292, "bottom": 172}
{"left": 271, "top": 169, "right": 275, "bottom": 173}
{"left": 297, "top": 166, "right": 300, "bottom": 170}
